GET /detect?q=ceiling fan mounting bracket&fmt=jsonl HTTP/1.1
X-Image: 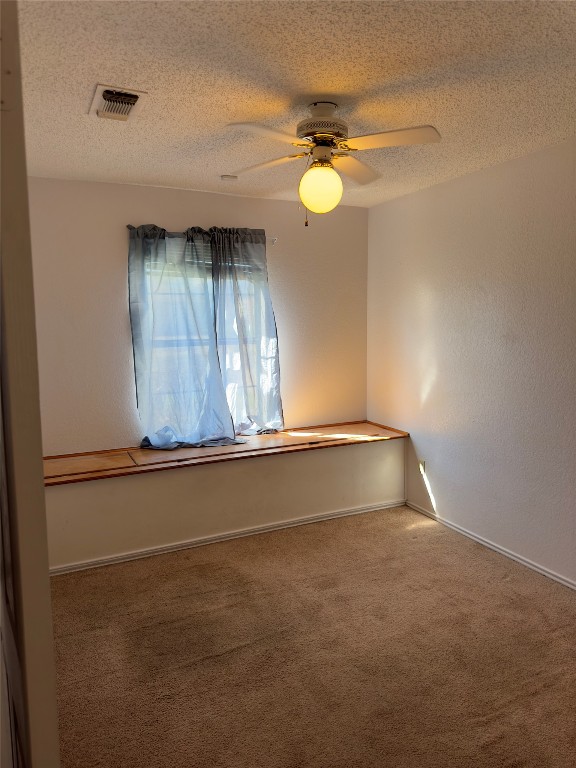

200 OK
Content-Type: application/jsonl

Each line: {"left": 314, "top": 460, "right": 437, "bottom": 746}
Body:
{"left": 296, "top": 101, "right": 349, "bottom": 144}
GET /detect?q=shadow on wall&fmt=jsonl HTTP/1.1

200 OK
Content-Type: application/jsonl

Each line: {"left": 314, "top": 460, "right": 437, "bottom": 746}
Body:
{"left": 405, "top": 438, "right": 437, "bottom": 515}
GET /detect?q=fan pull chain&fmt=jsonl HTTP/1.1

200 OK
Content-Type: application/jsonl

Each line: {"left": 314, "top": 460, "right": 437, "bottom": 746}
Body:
{"left": 303, "top": 151, "right": 312, "bottom": 227}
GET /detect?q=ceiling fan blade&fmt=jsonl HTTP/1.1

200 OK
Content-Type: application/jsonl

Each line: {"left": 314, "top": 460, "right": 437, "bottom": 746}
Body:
{"left": 228, "top": 154, "right": 307, "bottom": 176}
{"left": 227, "top": 122, "right": 311, "bottom": 147}
{"left": 345, "top": 125, "right": 441, "bottom": 151}
{"left": 332, "top": 155, "right": 381, "bottom": 185}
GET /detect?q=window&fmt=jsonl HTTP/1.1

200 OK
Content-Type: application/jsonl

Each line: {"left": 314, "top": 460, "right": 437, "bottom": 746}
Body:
{"left": 128, "top": 225, "right": 283, "bottom": 449}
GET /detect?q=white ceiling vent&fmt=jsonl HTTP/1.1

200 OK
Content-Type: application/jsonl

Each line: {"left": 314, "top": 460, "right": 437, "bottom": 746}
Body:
{"left": 88, "top": 84, "right": 148, "bottom": 122}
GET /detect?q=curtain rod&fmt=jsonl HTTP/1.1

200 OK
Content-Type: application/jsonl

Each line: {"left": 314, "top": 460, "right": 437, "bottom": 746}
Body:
{"left": 127, "top": 225, "right": 278, "bottom": 246}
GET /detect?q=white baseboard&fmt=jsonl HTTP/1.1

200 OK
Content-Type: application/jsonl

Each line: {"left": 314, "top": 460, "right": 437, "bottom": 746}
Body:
{"left": 50, "top": 499, "right": 407, "bottom": 575}
{"left": 407, "top": 502, "right": 576, "bottom": 592}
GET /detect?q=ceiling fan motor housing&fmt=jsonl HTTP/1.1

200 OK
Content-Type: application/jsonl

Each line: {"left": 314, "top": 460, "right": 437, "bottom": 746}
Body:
{"left": 297, "top": 102, "right": 348, "bottom": 144}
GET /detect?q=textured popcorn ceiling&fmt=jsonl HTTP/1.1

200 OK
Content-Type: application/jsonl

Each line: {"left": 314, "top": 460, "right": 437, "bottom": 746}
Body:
{"left": 18, "top": 1, "right": 576, "bottom": 207}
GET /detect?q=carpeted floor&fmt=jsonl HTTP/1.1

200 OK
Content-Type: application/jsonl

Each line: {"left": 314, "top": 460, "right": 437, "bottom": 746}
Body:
{"left": 51, "top": 506, "right": 576, "bottom": 768}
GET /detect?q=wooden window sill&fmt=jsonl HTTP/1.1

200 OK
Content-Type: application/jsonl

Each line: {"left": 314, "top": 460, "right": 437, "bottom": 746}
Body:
{"left": 43, "top": 421, "right": 408, "bottom": 487}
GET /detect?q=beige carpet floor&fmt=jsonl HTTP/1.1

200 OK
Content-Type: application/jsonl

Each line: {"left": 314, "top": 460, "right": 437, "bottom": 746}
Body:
{"left": 51, "top": 506, "right": 576, "bottom": 768}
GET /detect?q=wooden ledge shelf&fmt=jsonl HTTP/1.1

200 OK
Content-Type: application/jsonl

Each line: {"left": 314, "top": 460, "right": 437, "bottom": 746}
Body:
{"left": 43, "top": 421, "right": 408, "bottom": 487}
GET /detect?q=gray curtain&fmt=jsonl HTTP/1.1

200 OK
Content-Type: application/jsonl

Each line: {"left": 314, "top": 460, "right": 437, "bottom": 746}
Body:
{"left": 128, "top": 225, "right": 284, "bottom": 449}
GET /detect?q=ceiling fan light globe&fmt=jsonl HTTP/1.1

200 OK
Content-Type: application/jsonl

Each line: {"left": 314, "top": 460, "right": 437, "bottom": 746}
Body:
{"left": 298, "top": 164, "right": 343, "bottom": 214}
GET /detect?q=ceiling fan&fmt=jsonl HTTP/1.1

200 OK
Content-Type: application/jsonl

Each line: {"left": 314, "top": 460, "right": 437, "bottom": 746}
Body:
{"left": 226, "top": 102, "right": 441, "bottom": 213}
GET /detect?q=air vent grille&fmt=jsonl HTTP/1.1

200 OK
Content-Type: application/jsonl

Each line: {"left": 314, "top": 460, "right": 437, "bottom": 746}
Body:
{"left": 88, "top": 84, "right": 148, "bottom": 122}
{"left": 97, "top": 89, "right": 139, "bottom": 121}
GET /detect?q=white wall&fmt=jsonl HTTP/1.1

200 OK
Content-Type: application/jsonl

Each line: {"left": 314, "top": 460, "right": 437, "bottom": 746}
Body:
{"left": 28, "top": 178, "right": 368, "bottom": 454}
{"left": 368, "top": 138, "right": 576, "bottom": 586}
